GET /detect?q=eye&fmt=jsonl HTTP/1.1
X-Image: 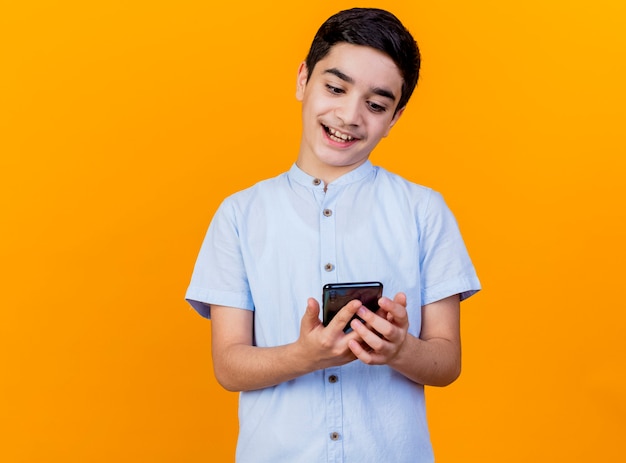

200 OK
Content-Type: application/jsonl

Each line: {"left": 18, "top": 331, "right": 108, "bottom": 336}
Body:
{"left": 368, "top": 102, "right": 387, "bottom": 113}
{"left": 325, "top": 84, "right": 345, "bottom": 95}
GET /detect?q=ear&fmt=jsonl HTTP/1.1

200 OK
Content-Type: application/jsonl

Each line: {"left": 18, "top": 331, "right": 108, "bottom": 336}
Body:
{"left": 383, "top": 106, "right": 406, "bottom": 137}
{"left": 295, "top": 62, "right": 308, "bottom": 102}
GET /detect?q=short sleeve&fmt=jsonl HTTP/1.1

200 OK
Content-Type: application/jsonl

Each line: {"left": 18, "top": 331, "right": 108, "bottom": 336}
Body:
{"left": 419, "top": 190, "right": 481, "bottom": 305}
{"left": 185, "top": 198, "right": 254, "bottom": 318}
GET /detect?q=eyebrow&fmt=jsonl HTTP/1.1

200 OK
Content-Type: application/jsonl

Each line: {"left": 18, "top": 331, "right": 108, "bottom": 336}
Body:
{"left": 324, "top": 67, "right": 397, "bottom": 102}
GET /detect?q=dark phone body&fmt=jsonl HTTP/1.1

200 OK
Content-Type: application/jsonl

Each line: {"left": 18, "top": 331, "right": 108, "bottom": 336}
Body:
{"left": 322, "top": 281, "right": 383, "bottom": 332}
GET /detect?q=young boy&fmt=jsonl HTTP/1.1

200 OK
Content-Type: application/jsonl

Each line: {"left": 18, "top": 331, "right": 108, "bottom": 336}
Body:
{"left": 186, "top": 8, "right": 480, "bottom": 462}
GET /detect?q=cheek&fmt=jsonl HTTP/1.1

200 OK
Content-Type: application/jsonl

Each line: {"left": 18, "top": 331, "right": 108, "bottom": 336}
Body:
{"left": 365, "top": 122, "right": 390, "bottom": 141}
{"left": 376, "top": 117, "right": 397, "bottom": 138}
{"left": 305, "top": 90, "right": 337, "bottom": 113}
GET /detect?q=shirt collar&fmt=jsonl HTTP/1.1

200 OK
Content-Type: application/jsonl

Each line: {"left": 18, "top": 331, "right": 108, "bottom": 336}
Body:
{"left": 288, "top": 160, "right": 376, "bottom": 189}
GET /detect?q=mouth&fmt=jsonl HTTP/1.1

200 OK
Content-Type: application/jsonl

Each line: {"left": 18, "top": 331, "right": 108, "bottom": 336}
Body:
{"left": 323, "top": 124, "right": 358, "bottom": 144}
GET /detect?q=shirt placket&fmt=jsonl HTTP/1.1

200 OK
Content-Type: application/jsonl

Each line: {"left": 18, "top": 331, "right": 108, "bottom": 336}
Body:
{"left": 318, "top": 183, "right": 344, "bottom": 463}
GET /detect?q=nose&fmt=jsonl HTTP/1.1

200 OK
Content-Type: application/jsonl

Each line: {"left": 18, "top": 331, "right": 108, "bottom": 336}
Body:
{"left": 335, "top": 95, "right": 362, "bottom": 127}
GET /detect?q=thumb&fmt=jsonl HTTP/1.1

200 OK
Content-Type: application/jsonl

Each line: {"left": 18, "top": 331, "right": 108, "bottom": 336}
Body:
{"left": 301, "top": 297, "right": 321, "bottom": 330}
{"left": 394, "top": 292, "right": 407, "bottom": 307}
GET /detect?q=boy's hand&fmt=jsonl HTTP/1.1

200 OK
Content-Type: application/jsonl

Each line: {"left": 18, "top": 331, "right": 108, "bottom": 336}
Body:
{"left": 296, "top": 297, "right": 363, "bottom": 369}
{"left": 346, "top": 292, "right": 409, "bottom": 365}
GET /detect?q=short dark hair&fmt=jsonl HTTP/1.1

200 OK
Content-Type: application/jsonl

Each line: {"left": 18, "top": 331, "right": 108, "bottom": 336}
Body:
{"left": 304, "top": 8, "right": 421, "bottom": 114}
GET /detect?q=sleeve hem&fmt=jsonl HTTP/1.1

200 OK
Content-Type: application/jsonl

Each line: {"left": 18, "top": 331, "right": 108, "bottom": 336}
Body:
{"left": 422, "top": 276, "right": 482, "bottom": 306}
{"left": 185, "top": 286, "right": 254, "bottom": 318}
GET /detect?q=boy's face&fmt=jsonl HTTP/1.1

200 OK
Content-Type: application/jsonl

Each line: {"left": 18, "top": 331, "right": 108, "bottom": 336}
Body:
{"left": 295, "top": 43, "right": 405, "bottom": 183}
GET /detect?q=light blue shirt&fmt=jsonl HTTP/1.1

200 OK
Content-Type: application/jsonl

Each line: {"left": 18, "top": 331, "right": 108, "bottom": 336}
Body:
{"left": 186, "top": 161, "right": 480, "bottom": 463}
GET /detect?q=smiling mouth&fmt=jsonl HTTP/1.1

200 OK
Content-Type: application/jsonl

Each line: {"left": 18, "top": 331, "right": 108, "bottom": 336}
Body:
{"left": 323, "top": 125, "right": 357, "bottom": 143}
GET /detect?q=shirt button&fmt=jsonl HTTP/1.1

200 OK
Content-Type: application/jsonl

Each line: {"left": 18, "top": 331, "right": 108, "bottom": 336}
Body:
{"left": 323, "top": 208, "right": 333, "bottom": 217}
{"left": 324, "top": 263, "right": 334, "bottom": 272}
{"left": 330, "top": 432, "right": 341, "bottom": 441}
{"left": 328, "top": 375, "right": 338, "bottom": 383}
{"left": 312, "top": 178, "right": 322, "bottom": 186}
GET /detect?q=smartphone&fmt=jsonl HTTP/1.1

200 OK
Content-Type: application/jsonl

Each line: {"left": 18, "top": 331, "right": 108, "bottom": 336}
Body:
{"left": 322, "top": 281, "right": 383, "bottom": 332}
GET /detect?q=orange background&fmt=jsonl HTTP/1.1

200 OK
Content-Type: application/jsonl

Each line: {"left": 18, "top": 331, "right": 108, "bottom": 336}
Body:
{"left": 1, "top": 1, "right": 625, "bottom": 461}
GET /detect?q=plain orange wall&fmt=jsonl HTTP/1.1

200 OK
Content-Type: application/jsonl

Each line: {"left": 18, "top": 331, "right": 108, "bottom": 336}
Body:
{"left": 2, "top": 1, "right": 625, "bottom": 462}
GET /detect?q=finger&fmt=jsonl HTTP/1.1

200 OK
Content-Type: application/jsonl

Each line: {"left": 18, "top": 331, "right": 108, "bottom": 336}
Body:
{"left": 328, "top": 299, "right": 362, "bottom": 332}
{"left": 355, "top": 305, "right": 405, "bottom": 344}
{"left": 348, "top": 339, "right": 375, "bottom": 364}
{"left": 355, "top": 304, "right": 390, "bottom": 335}
{"left": 379, "top": 294, "right": 409, "bottom": 326}
{"left": 348, "top": 337, "right": 388, "bottom": 365}
{"left": 350, "top": 317, "right": 387, "bottom": 352}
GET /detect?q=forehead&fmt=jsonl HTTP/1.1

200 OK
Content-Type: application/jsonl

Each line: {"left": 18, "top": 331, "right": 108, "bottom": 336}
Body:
{"left": 313, "top": 43, "right": 403, "bottom": 91}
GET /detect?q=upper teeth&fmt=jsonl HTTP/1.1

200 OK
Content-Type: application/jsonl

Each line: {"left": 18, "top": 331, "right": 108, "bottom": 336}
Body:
{"left": 328, "top": 127, "right": 354, "bottom": 141}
